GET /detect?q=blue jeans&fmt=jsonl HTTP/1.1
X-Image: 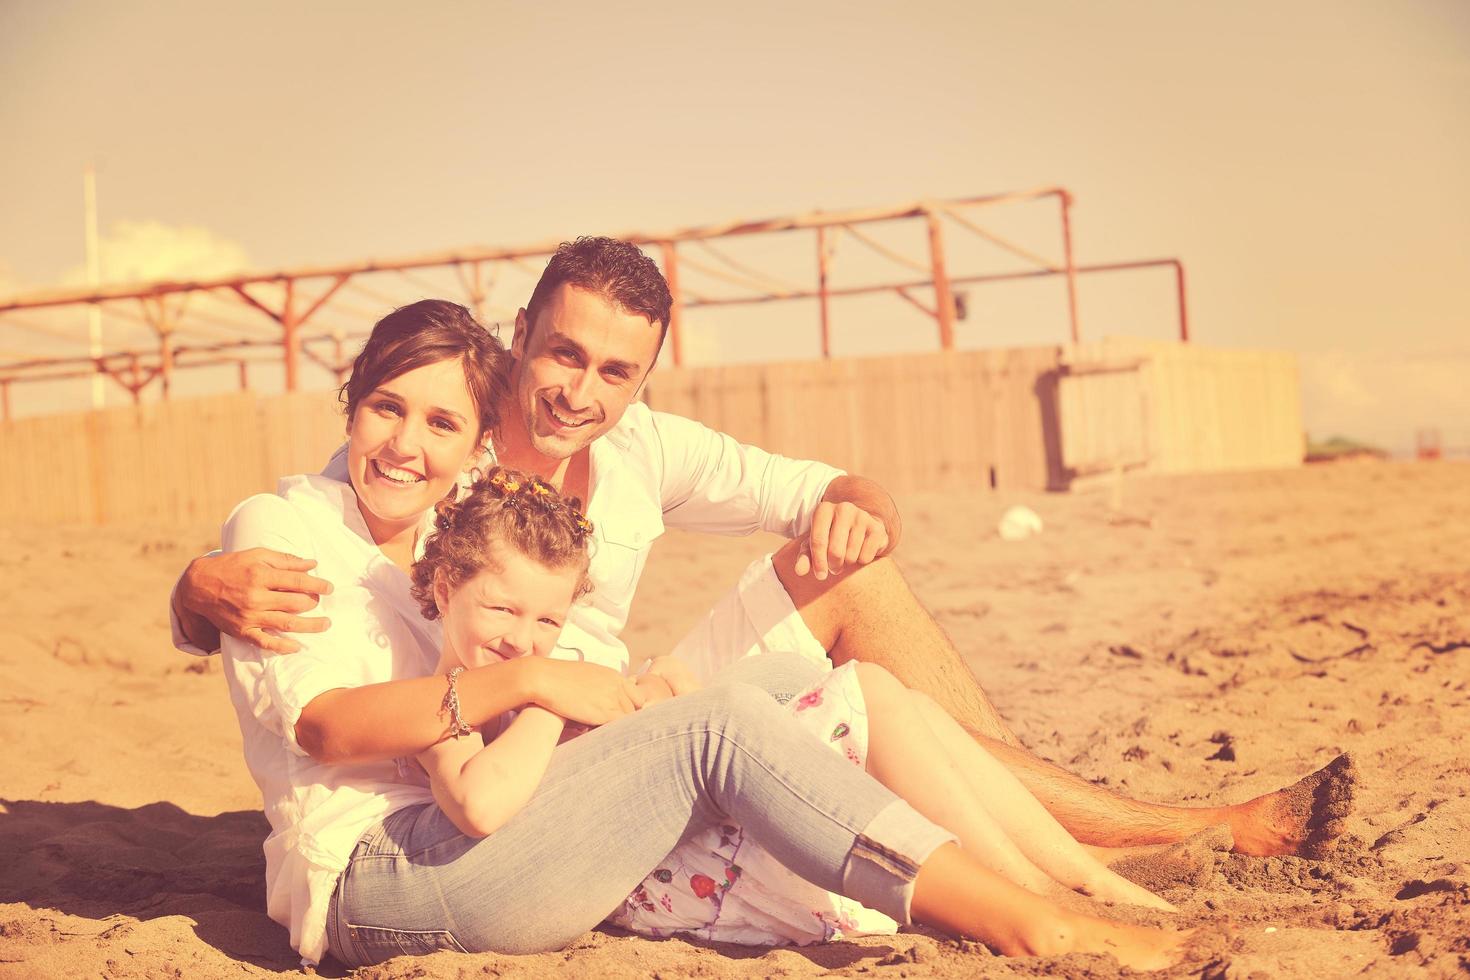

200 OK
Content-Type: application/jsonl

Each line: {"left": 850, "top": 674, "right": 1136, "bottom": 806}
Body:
{"left": 327, "top": 655, "right": 953, "bottom": 966}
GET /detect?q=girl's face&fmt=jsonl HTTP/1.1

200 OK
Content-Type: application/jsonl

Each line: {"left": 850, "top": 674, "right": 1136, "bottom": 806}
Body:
{"left": 347, "top": 357, "right": 482, "bottom": 544}
{"left": 437, "top": 549, "right": 584, "bottom": 668}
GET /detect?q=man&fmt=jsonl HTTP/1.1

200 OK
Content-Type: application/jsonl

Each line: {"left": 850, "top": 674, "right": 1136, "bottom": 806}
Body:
{"left": 173, "top": 236, "right": 1354, "bottom": 858}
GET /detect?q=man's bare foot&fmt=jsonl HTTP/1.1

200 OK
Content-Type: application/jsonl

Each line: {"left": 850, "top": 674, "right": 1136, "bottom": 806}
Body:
{"left": 1111, "top": 824, "right": 1234, "bottom": 890}
{"left": 1229, "top": 753, "right": 1357, "bottom": 857}
{"left": 1022, "top": 915, "right": 1191, "bottom": 971}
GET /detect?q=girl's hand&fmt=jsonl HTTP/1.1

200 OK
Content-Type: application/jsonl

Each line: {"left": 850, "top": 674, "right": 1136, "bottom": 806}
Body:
{"left": 633, "top": 672, "right": 676, "bottom": 706}
{"left": 528, "top": 660, "right": 646, "bottom": 726}
{"left": 644, "top": 655, "right": 701, "bottom": 696}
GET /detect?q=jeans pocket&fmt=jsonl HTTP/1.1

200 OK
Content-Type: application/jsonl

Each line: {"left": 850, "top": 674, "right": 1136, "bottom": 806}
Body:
{"left": 345, "top": 924, "right": 469, "bottom": 963}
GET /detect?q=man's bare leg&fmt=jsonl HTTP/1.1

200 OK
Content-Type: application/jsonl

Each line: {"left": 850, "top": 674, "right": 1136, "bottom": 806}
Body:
{"left": 771, "top": 539, "right": 1358, "bottom": 855}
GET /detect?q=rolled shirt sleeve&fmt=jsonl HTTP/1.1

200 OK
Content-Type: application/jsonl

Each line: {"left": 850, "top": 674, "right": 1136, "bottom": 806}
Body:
{"left": 220, "top": 493, "right": 349, "bottom": 756}
{"left": 168, "top": 444, "right": 353, "bottom": 658}
{"left": 168, "top": 560, "right": 221, "bottom": 657}
{"left": 651, "top": 409, "right": 844, "bottom": 538}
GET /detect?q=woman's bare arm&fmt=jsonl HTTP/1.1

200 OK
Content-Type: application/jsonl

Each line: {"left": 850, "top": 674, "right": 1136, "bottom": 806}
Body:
{"left": 295, "top": 657, "right": 646, "bottom": 764}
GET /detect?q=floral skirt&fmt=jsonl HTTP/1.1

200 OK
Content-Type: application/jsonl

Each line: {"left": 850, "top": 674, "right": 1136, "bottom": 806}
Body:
{"left": 605, "top": 661, "right": 898, "bottom": 945}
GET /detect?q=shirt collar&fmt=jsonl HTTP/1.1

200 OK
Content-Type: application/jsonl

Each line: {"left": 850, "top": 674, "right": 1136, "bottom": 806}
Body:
{"left": 279, "top": 472, "right": 439, "bottom": 561}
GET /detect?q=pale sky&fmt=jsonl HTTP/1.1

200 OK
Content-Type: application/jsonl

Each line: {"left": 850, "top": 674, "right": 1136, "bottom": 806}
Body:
{"left": 2, "top": 0, "right": 1467, "bottom": 452}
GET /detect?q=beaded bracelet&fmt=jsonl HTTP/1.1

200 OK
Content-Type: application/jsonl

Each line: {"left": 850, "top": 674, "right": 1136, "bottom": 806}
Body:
{"left": 441, "top": 666, "right": 474, "bottom": 738}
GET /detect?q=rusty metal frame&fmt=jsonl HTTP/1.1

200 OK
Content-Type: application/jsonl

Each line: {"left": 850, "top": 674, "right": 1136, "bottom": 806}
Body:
{"left": 0, "top": 189, "right": 1189, "bottom": 420}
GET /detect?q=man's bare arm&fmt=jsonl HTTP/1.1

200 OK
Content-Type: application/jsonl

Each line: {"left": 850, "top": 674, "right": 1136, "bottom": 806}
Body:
{"left": 175, "top": 548, "right": 334, "bottom": 654}
{"left": 795, "top": 474, "right": 903, "bottom": 580}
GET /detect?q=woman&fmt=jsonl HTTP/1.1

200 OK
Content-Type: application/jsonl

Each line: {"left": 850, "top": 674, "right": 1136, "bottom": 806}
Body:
{"left": 218, "top": 299, "right": 1189, "bottom": 970}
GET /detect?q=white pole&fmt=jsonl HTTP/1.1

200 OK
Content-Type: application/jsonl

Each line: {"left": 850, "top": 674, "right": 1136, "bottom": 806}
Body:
{"left": 84, "top": 164, "right": 103, "bottom": 409}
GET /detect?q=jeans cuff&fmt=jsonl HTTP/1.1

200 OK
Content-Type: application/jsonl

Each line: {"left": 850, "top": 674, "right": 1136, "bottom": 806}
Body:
{"left": 840, "top": 799, "right": 958, "bottom": 925}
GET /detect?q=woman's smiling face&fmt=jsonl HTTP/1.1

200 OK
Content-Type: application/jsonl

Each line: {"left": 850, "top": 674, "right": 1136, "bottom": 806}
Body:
{"left": 346, "top": 356, "right": 482, "bottom": 544}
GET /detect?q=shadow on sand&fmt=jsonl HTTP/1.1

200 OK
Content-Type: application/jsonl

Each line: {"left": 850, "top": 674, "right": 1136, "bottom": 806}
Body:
{"left": 0, "top": 798, "right": 304, "bottom": 972}
{"left": 0, "top": 798, "right": 908, "bottom": 976}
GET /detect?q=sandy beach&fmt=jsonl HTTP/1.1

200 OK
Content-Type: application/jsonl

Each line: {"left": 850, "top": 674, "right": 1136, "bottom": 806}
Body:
{"left": 2, "top": 459, "right": 1467, "bottom": 978}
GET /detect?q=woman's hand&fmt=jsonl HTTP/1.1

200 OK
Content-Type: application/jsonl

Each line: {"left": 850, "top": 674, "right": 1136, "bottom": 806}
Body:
{"left": 527, "top": 660, "right": 647, "bottom": 726}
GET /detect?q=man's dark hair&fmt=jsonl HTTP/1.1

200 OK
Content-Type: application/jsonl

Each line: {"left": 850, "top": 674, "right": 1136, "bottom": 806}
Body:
{"left": 523, "top": 237, "right": 673, "bottom": 353}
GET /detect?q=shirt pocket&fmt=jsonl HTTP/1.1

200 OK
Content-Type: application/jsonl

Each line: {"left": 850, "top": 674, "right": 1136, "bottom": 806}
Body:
{"left": 588, "top": 510, "right": 663, "bottom": 612}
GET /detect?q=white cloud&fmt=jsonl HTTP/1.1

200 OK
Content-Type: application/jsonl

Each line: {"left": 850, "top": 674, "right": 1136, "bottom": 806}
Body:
{"left": 63, "top": 220, "right": 253, "bottom": 286}
{"left": 1, "top": 222, "right": 255, "bottom": 367}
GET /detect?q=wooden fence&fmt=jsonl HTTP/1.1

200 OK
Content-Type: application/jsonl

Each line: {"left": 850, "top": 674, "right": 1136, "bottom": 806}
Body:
{"left": 645, "top": 346, "right": 1066, "bottom": 493}
{"left": 3, "top": 390, "right": 344, "bottom": 526}
{"left": 1056, "top": 339, "right": 1303, "bottom": 478}
{"left": 1, "top": 340, "right": 1302, "bottom": 526}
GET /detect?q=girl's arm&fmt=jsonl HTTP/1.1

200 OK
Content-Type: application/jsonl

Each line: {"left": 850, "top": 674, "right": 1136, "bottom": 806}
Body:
{"left": 416, "top": 706, "right": 566, "bottom": 838}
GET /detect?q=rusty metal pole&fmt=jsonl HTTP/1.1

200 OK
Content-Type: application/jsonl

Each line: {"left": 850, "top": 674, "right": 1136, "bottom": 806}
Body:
{"left": 660, "top": 242, "right": 684, "bottom": 367}
{"left": 1, "top": 380, "right": 10, "bottom": 422}
{"left": 923, "top": 209, "right": 956, "bottom": 350}
{"left": 1174, "top": 260, "right": 1190, "bottom": 342}
{"left": 237, "top": 360, "right": 249, "bottom": 391}
{"left": 281, "top": 279, "right": 300, "bottom": 391}
{"left": 816, "top": 226, "right": 832, "bottom": 358}
{"left": 466, "top": 261, "right": 487, "bottom": 321}
{"left": 127, "top": 353, "right": 142, "bottom": 404}
{"left": 158, "top": 327, "right": 174, "bottom": 399}
{"left": 138, "top": 295, "right": 175, "bottom": 399}
{"left": 1058, "top": 191, "right": 1080, "bottom": 344}
{"left": 332, "top": 329, "right": 351, "bottom": 384}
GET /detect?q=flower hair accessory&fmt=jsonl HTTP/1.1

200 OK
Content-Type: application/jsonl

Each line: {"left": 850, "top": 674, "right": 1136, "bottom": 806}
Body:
{"left": 482, "top": 468, "right": 594, "bottom": 541}
{"left": 487, "top": 470, "right": 523, "bottom": 496}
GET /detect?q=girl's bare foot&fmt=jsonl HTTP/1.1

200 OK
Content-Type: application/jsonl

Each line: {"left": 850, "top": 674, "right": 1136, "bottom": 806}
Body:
{"left": 1077, "top": 870, "right": 1178, "bottom": 913}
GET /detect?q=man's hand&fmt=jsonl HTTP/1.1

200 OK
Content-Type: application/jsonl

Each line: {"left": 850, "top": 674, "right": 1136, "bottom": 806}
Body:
{"left": 528, "top": 660, "right": 647, "bottom": 727}
{"left": 176, "top": 549, "right": 334, "bottom": 654}
{"left": 793, "top": 475, "right": 901, "bottom": 580}
{"left": 643, "top": 655, "right": 701, "bottom": 696}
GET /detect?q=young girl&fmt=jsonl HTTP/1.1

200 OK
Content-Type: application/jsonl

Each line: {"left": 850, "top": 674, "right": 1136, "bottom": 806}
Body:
{"left": 408, "top": 467, "right": 1175, "bottom": 949}
{"left": 408, "top": 466, "right": 665, "bottom": 836}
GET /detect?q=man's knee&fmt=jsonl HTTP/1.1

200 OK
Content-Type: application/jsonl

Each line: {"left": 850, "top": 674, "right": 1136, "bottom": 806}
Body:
{"left": 776, "top": 543, "right": 908, "bottom": 610}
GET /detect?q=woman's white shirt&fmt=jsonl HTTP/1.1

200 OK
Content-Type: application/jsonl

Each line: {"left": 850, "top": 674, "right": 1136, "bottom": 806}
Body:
{"left": 219, "top": 473, "right": 441, "bottom": 966}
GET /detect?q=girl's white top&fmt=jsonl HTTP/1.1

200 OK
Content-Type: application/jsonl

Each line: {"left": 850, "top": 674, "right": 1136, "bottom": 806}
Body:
{"left": 219, "top": 473, "right": 441, "bottom": 965}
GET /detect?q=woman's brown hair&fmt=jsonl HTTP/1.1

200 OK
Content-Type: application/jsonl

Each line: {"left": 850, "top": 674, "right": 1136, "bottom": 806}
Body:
{"left": 340, "top": 299, "right": 505, "bottom": 440}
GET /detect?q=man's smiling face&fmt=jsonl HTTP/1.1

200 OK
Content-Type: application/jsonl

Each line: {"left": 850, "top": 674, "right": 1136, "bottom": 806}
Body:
{"left": 508, "top": 283, "right": 663, "bottom": 461}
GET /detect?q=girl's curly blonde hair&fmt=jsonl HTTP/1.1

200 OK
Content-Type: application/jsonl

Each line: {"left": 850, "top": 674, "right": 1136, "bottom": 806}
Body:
{"left": 410, "top": 466, "right": 594, "bottom": 620}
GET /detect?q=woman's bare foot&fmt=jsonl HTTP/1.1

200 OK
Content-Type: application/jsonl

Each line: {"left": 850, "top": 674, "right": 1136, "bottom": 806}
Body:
{"left": 1075, "top": 867, "right": 1178, "bottom": 913}
{"left": 1110, "top": 824, "right": 1234, "bottom": 890}
{"left": 1022, "top": 914, "right": 1192, "bottom": 971}
{"left": 1229, "top": 754, "right": 1357, "bottom": 857}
